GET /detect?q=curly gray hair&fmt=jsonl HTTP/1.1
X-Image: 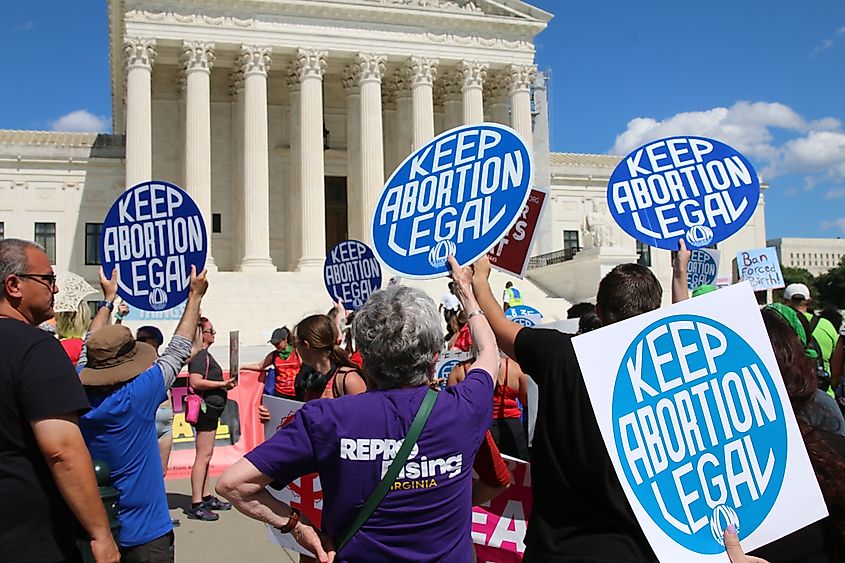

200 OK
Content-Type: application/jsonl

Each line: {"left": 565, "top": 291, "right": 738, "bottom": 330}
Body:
{"left": 353, "top": 285, "right": 443, "bottom": 390}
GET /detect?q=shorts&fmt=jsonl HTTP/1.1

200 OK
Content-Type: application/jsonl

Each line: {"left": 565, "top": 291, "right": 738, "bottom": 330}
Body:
{"left": 120, "top": 531, "right": 174, "bottom": 563}
{"left": 156, "top": 406, "right": 174, "bottom": 438}
{"left": 191, "top": 398, "right": 226, "bottom": 433}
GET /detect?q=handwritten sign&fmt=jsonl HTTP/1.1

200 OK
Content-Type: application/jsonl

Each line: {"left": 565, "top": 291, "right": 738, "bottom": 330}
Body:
{"left": 688, "top": 248, "right": 721, "bottom": 291}
{"left": 100, "top": 181, "right": 207, "bottom": 311}
{"left": 736, "top": 248, "right": 784, "bottom": 291}
{"left": 324, "top": 240, "right": 382, "bottom": 310}
{"left": 372, "top": 123, "right": 533, "bottom": 278}
{"left": 608, "top": 137, "right": 759, "bottom": 250}
{"left": 488, "top": 188, "right": 547, "bottom": 278}
{"left": 572, "top": 282, "right": 826, "bottom": 561}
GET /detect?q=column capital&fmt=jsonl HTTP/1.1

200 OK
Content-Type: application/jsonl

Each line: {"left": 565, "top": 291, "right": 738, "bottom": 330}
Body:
{"left": 505, "top": 64, "right": 537, "bottom": 94}
{"left": 458, "top": 60, "right": 488, "bottom": 90}
{"left": 239, "top": 45, "right": 272, "bottom": 77}
{"left": 229, "top": 67, "right": 244, "bottom": 98}
{"left": 436, "top": 69, "right": 463, "bottom": 102}
{"left": 181, "top": 41, "right": 215, "bottom": 75}
{"left": 124, "top": 37, "right": 156, "bottom": 71}
{"left": 293, "top": 49, "right": 327, "bottom": 81}
{"left": 355, "top": 53, "right": 386, "bottom": 84}
{"left": 286, "top": 61, "right": 302, "bottom": 94}
{"left": 483, "top": 72, "right": 510, "bottom": 102}
{"left": 381, "top": 79, "right": 398, "bottom": 109}
{"left": 404, "top": 56, "right": 438, "bottom": 87}
{"left": 392, "top": 69, "right": 411, "bottom": 96}
{"left": 342, "top": 65, "right": 360, "bottom": 94}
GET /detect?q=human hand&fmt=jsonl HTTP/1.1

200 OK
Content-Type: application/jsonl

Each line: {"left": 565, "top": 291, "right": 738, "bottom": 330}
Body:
{"left": 99, "top": 267, "right": 118, "bottom": 302}
{"left": 724, "top": 525, "right": 769, "bottom": 563}
{"left": 447, "top": 256, "right": 475, "bottom": 308}
{"left": 471, "top": 256, "right": 491, "bottom": 286}
{"left": 225, "top": 378, "right": 238, "bottom": 390}
{"left": 673, "top": 239, "right": 691, "bottom": 277}
{"left": 189, "top": 265, "right": 209, "bottom": 298}
{"left": 116, "top": 301, "right": 129, "bottom": 320}
{"left": 258, "top": 404, "right": 270, "bottom": 423}
{"left": 90, "top": 535, "right": 120, "bottom": 563}
{"left": 291, "top": 517, "right": 336, "bottom": 563}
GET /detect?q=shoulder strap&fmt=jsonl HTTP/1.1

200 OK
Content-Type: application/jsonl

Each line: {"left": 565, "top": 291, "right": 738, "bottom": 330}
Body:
{"left": 796, "top": 313, "right": 824, "bottom": 362}
{"left": 336, "top": 388, "right": 438, "bottom": 553}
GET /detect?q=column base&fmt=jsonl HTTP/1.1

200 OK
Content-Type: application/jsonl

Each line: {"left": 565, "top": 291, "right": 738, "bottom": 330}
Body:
{"left": 203, "top": 255, "right": 218, "bottom": 273}
{"left": 238, "top": 257, "right": 277, "bottom": 273}
{"left": 296, "top": 256, "right": 324, "bottom": 271}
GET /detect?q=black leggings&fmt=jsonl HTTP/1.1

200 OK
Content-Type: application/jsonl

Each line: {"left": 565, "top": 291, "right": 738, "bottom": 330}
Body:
{"left": 490, "top": 417, "right": 530, "bottom": 461}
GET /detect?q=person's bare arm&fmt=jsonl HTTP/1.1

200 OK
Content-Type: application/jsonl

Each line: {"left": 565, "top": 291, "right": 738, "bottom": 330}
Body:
{"left": 449, "top": 256, "right": 499, "bottom": 381}
{"left": 31, "top": 415, "right": 119, "bottom": 563}
{"left": 216, "top": 458, "right": 335, "bottom": 562}
{"left": 672, "top": 239, "right": 691, "bottom": 304}
{"left": 514, "top": 361, "right": 529, "bottom": 407}
{"left": 90, "top": 267, "right": 118, "bottom": 334}
{"left": 472, "top": 480, "right": 509, "bottom": 506}
{"left": 174, "top": 266, "right": 207, "bottom": 342}
{"left": 189, "top": 370, "right": 236, "bottom": 392}
{"left": 342, "top": 370, "right": 367, "bottom": 395}
{"left": 447, "top": 362, "right": 467, "bottom": 387}
{"left": 243, "top": 352, "right": 274, "bottom": 373}
{"left": 471, "top": 257, "right": 522, "bottom": 361}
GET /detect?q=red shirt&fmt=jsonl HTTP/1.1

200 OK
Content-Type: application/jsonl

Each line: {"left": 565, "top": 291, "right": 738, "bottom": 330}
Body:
{"left": 272, "top": 350, "right": 301, "bottom": 398}
{"left": 60, "top": 338, "right": 84, "bottom": 366}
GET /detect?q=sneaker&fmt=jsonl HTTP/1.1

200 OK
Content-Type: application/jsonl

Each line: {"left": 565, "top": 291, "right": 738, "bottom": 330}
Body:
{"left": 201, "top": 495, "right": 231, "bottom": 511}
{"left": 185, "top": 505, "right": 219, "bottom": 521}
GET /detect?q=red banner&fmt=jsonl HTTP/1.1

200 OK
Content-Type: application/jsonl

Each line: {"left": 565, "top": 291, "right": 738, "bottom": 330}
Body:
{"left": 488, "top": 189, "right": 547, "bottom": 277}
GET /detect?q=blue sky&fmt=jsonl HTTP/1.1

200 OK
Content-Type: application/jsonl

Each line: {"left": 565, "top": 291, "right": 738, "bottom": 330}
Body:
{"left": 1, "top": 1, "right": 844, "bottom": 240}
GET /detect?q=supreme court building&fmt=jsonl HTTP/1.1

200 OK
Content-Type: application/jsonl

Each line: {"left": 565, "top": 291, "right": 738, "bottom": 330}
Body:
{"left": 0, "top": 0, "right": 767, "bottom": 341}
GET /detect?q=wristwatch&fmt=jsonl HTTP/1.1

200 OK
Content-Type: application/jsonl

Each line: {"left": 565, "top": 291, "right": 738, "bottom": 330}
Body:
{"left": 277, "top": 508, "right": 300, "bottom": 534}
{"left": 98, "top": 300, "right": 114, "bottom": 311}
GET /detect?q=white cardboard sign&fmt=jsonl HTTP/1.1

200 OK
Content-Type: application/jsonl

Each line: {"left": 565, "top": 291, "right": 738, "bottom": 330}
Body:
{"left": 572, "top": 282, "right": 825, "bottom": 561}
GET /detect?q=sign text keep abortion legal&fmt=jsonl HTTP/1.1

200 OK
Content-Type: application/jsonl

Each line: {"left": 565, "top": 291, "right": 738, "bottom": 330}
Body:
{"left": 100, "top": 181, "right": 206, "bottom": 311}
{"left": 609, "top": 137, "right": 759, "bottom": 250}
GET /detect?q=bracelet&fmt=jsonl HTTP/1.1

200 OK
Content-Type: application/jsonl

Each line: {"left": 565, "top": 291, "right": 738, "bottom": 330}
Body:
{"left": 467, "top": 309, "right": 485, "bottom": 321}
{"left": 277, "top": 507, "right": 300, "bottom": 534}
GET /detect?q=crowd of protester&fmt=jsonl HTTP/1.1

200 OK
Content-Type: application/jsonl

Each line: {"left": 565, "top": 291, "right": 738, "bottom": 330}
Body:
{"left": 3, "top": 235, "right": 845, "bottom": 562}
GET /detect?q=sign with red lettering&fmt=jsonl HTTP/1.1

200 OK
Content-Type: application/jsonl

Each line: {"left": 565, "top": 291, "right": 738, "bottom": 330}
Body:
{"left": 473, "top": 455, "right": 532, "bottom": 562}
{"left": 488, "top": 189, "right": 547, "bottom": 278}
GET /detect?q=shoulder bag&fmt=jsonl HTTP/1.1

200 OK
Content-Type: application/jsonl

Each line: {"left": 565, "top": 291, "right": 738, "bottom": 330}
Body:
{"left": 185, "top": 352, "right": 210, "bottom": 425}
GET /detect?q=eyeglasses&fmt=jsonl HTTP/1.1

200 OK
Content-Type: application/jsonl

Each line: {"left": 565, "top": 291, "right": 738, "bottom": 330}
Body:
{"left": 202, "top": 329, "right": 217, "bottom": 335}
{"left": 15, "top": 273, "right": 58, "bottom": 289}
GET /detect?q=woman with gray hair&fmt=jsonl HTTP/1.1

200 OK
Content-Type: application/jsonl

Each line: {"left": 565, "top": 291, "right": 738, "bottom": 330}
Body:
{"left": 217, "top": 256, "right": 498, "bottom": 562}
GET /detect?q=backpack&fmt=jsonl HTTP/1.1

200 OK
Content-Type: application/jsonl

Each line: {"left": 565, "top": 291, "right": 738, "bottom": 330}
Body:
{"left": 795, "top": 314, "right": 830, "bottom": 391}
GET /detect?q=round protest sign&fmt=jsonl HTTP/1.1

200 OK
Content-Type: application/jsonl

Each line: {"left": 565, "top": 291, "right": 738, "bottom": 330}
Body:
{"left": 505, "top": 304, "right": 543, "bottom": 327}
{"left": 100, "top": 181, "right": 207, "bottom": 311}
{"left": 372, "top": 123, "right": 533, "bottom": 278}
{"left": 323, "top": 239, "right": 382, "bottom": 310}
{"left": 608, "top": 137, "right": 759, "bottom": 250}
{"left": 611, "top": 314, "right": 786, "bottom": 553}
{"left": 687, "top": 248, "right": 720, "bottom": 291}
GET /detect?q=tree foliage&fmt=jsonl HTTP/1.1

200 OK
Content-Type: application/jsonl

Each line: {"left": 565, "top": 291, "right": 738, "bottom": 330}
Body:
{"left": 815, "top": 257, "right": 845, "bottom": 308}
{"left": 773, "top": 265, "right": 818, "bottom": 303}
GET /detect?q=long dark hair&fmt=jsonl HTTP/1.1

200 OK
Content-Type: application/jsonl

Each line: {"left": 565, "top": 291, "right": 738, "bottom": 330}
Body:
{"left": 763, "top": 308, "right": 845, "bottom": 543}
{"left": 294, "top": 314, "right": 358, "bottom": 372}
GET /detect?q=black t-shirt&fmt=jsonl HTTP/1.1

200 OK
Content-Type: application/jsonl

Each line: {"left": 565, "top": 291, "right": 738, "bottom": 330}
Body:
{"left": 515, "top": 327, "right": 657, "bottom": 562}
{"left": 189, "top": 349, "right": 226, "bottom": 408}
{"left": 0, "top": 318, "right": 90, "bottom": 563}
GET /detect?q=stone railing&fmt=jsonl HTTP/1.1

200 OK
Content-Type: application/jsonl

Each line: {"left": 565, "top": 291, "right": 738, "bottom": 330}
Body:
{"left": 527, "top": 247, "right": 581, "bottom": 270}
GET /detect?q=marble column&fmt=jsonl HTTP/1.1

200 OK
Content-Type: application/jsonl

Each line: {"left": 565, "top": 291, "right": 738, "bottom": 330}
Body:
{"left": 229, "top": 69, "right": 245, "bottom": 269}
{"left": 181, "top": 41, "right": 216, "bottom": 268}
{"left": 440, "top": 70, "right": 463, "bottom": 131}
{"left": 293, "top": 49, "right": 328, "bottom": 270}
{"left": 285, "top": 64, "right": 302, "bottom": 270}
{"left": 343, "top": 65, "right": 362, "bottom": 242}
{"left": 393, "top": 70, "right": 413, "bottom": 165}
{"left": 239, "top": 45, "right": 275, "bottom": 272}
{"left": 459, "top": 61, "right": 487, "bottom": 124}
{"left": 354, "top": 54, "right": 385, "bottom": 244}
{"left": 484, "top": 73, "right": 510, "bottom": 125}
{"left": 381, "top": 81, "right": 398, "bottom": 179}
{"left": 506, "top": 64, "right": 537, "bottom": 153}
{"left": 124, "top": 37, "right": 156, "bottom": 188}
{"left": 405, "top": 57, "right": 437, "bottom": 149}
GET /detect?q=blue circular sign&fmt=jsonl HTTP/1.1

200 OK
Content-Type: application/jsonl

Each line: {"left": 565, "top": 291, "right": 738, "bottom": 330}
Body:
{"left": 99, "top": 181, "right": 207, "bottom": 311}
{"left": 324, "top": 240, "right": 382, "bottom": 311}
{"left": 505, "top": 304, "right": 543, "bottom": 327}
{"left": 612, "top": 314, "right": 786, "bottom": 552}
{"left": 687, "top": 249, "right": 720, "bottom": 291}
{"left": 372, "top": 123, "right": 533, "bottom": 278}
{"left": 608, "top": 136, "right": 760, "bottom": 250}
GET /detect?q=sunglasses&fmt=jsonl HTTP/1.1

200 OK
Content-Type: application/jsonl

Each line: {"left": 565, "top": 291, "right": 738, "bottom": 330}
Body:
{"left": 16, "top": 273, "right": 58, "bottom": 288}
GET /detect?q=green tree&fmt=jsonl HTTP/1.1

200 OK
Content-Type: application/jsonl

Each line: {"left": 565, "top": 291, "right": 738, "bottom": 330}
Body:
{"left": 815, "top": 257, "right": 845, "bottom": 308}
{"left": 772, "top": 265, "right": 817, "bottom": 303}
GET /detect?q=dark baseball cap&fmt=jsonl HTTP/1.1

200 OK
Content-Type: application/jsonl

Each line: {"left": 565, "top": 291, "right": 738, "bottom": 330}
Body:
{"left": 269, "top": 327, "right": 290, "bottom": 344}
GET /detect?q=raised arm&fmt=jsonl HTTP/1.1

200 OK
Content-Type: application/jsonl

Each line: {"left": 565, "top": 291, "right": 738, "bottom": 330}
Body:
{"left": 155, "top": 266, "right": 208, "bottom": 389}
{"left": 672, "top": 239, "right": 691, "bottom": 304}
{"left": 90, "top": 267, "right": 118, "bottom": 333}
{"left": 448, "top": 256, "right": 499, "bottom": 382}
{"left": 470, "top": 257, "right": 522, "bottom": 360}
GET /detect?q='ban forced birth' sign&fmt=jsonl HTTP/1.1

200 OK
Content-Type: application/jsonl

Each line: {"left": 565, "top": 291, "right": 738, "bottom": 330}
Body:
{"left": 372, "top": 123, "right": 533, "bottom": 278}
{"left": 572, "top": 282, "right": 826, "bottom": 561}
{"left": 323, "top": 240, "right": 382, "bottom": 311}
{"left": 100, "top": 181, "right": 207, "bottom": 311}
{"left": 608, "top": 137, "right": 759, "bottom": 250}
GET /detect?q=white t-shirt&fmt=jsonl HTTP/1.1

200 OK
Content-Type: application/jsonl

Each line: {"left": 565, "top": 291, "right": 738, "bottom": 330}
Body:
{"left": 442, "top": 293, "right": 460, "bottom": 311}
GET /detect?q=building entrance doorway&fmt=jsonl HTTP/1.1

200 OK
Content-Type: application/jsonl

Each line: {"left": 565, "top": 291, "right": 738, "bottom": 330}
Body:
{"left": 325, "top": 176, "right": 348, "bottom": 251}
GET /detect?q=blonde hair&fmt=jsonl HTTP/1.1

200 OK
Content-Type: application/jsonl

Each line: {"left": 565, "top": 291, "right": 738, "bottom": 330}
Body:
{"left": 55, "top": 301, "right": 91, "bottom": 339}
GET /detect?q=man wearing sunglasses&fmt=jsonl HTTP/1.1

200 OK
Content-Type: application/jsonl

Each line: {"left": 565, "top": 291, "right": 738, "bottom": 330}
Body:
{"left": 0, "top": 239, "right": 119, "bottom": 563}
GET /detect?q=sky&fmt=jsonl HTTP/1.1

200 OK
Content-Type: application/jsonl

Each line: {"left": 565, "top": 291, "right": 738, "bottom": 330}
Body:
{"left": 1, "top": 1, "right": 844, "bottom": 240}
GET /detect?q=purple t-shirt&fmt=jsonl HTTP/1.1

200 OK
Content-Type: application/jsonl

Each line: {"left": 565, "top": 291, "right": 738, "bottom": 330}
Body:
{"left": 246, "top": 367, "right": 494, "bottom": 562}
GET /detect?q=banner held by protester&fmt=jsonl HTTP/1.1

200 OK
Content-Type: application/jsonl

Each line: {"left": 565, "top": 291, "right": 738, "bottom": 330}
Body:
{"left": 324, "top": 239, "right": 382, "bottom": 310}
{"left": 572, "top": 282, "right": 826, "bottom": 561}
{"left": 505, "top": 305, "right": 543, "bottom": 327}
{"left": 488, "top": 188, "right": 548, "bottom": 278}
{"left": 100, "top": 180, "right": 207, "bottom": 311}
{"left": 608, "top": 136, "right": 759, "bottom": 251}
{"left": 736, "top": 248, "right": 784, "bottom": 291}
{"left": 372, "top": 123, "right": 533, "bottom": 278}
{"left": 687, "top": 248, "right": 721, "bottom": 291}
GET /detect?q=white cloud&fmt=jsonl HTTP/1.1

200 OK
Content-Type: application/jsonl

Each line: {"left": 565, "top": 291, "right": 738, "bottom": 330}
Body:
{"left": 609, "top": 101, "right": 845, "bottom": 192}
{"left": 810, "top": 25, "right": 845, "bottom": 58}
{"left": 821, "top": 218, "right": 845, "bottom": 233}
{"left": 51, "top": 110, "right": 110, "bottom": 133}
{"left": 825, "top": 188, "right": 845, "bottom": 199}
